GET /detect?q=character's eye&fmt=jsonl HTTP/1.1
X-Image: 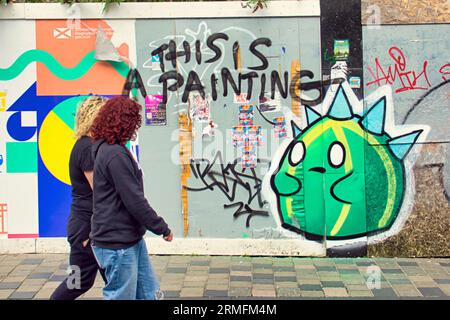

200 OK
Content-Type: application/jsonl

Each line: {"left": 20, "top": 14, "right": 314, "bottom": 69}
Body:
{"left": 289, "top": 141, "right": 305, "bottom": 166}
{"left": 328, "top": 141, "right": 345, "bottom": 168}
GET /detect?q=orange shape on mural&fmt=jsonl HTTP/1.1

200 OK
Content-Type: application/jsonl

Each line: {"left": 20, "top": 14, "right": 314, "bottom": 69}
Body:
{"left": 36, "top": 20, "right": 128, "bottom": 96}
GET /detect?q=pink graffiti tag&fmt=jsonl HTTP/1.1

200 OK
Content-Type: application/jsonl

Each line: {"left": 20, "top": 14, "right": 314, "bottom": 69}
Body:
{"left": 439, "top": 63, "right": 450, "bottom": 82}
{"left": 366, "top": 47, "right": 432, "bottom": 94}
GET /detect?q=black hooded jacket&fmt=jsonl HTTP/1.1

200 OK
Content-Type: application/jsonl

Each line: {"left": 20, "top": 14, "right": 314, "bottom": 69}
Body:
{"left": 90, "top": 139, "right": 170, "bottom": 249}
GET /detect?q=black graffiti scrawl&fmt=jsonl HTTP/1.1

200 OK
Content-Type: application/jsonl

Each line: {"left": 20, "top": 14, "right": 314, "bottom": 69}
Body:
{"left": 151, "top": 33, "right": 330, "bottom": 106}
{"left": 187, "top": 152, "right": 270, "bottom": 227}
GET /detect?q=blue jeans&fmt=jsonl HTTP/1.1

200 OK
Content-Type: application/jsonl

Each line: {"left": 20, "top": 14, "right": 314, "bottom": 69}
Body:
{"left": 92, "top": 239, "right": 161, "bottom": 300}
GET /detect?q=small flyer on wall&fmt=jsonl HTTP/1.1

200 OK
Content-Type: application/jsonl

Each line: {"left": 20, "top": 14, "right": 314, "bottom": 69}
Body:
{"left": 273, "top": 117, "right": 287, "bottom": 139}
{"left": 144, "top": 94, "right": 167, "bottom": 126}
{"left": 151, "top": 54, "right": 161, "bottom": 71}
{"left": 334, "top": 39, "right": 350, "bottom": 61}
{"left": 238, "top": 105, "right": 254, "bottom": 126}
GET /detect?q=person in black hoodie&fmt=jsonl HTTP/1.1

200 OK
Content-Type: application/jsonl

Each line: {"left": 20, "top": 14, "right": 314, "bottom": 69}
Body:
{"left": 50, "top": 96, "right": 107, "bottom": 300}
{"left": 90, "top": 96, "right": 172, "bottom": 300}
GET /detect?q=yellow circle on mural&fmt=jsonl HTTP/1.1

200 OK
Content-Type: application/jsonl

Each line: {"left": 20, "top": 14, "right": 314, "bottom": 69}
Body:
{"left": 38, "top": 96, "right": 88, "bottom": 186}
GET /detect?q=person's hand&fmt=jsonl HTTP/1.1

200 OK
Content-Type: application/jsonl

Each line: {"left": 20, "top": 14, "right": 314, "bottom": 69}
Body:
{"left": 82, "top": 239, "right": 90, "bottom": 247}
{"left": 163, "top": 231, "right": 173, "bottom": 242}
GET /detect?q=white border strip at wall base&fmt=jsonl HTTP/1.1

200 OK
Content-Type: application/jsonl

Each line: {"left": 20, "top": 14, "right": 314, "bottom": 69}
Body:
{"left": 0, "top": 1, "right": 319, "bottom": 20}
{"left": 0, "top": 239, "right": 36, "bottom": 254}
{"left": 0, "top": 238, "right": 325, "bottom": 256}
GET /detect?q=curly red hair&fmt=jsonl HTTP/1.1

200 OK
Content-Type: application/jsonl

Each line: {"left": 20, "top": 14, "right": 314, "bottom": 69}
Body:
{"left": 91, "top": 96, "right": 142, "bottom": 145}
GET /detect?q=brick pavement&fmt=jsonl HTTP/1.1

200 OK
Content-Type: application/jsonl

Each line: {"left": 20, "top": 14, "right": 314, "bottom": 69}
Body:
{"left": 0, "top": 254, "right": 449, "bottom": 299}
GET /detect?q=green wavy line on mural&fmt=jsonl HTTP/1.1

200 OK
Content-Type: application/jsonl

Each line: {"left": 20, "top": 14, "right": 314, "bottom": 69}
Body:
{"left": 0, "top": 50, "right": 129, "bottom": 81}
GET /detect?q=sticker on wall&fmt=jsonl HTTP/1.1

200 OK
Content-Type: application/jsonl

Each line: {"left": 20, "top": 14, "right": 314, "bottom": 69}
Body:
{"left": 232, "top": 124, "right": 262, "bottom": 168}
{"left": 232, "top": 126, "right": 260, "bottom": 148}
{"left": 234, "top": 93, "right": 250, "bottom": 104}
{"left": 273, "top": 117, "right": 287, "bottom": 139}
{"left": 334, "top": 39, "right": 350, "bottom": 61}
{"left": 202, "top": 120, "right": 218, "bottom": 138}
{"left": 248, "top": 126, "right": 262, "bottom": 147}
{"left": 151, "top": 54, "right": 161, "bottom": 71}
{"left": 145, "top": 94, "right": 167, "bottom": 126}
{"left": 239, "top": 105, "right": 254, "bottom": 126}
{"left": 233, "top": 105, "right": 262, "bottom": 168}
{"left": 242, "top": 149, "right": 258, "bottom": 168}
{"left": 189, "top": 93, "right": 211, "bottom": 123}
{"left": 349, "top": 76, "right": 361, "bottom": 89}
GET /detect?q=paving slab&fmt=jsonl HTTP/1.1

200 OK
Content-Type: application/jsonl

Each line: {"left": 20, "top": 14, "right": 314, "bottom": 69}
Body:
{"left": 0, "top": 254, "right": 448, "bottom": 299}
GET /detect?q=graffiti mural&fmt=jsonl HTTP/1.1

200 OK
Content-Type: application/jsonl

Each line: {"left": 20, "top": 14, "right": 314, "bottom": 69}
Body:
{"left": 0, "top": 2, "right": 446, "bottom": 257}
{"left": 266, "top": 82, "right": 428, "bottom": 248}
{"left": 363, "top": 24, "right": 450, "bottom": 256}
{"left": 136, "top": 17, "right": 323, "bottom": 240}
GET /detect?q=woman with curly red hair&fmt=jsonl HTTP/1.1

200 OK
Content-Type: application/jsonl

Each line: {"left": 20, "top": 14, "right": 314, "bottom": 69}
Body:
{"left": 90, "top": 96, "right": 173, "bottom": 300}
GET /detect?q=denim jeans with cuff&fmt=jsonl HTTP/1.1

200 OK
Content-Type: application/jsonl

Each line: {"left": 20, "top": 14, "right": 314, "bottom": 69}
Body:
{"left": 92, "top": 238, "right": 162, "bottom": 300}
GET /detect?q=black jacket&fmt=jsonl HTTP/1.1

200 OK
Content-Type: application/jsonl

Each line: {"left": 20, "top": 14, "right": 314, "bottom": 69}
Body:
{"left": 90, "top": 139, "right": 170, "bottom": 249}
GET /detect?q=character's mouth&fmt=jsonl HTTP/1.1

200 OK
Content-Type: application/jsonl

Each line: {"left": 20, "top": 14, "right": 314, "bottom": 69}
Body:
{"left": 330, "top": 171, "right": 354, "bottom": 204}
{"left": 309, "top": 166, "right": 326, "bottom": 173}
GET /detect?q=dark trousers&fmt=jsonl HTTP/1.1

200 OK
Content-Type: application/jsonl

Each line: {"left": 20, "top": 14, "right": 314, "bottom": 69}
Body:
{"left": 50, "top": 215, "right": 106, "bottom": 300}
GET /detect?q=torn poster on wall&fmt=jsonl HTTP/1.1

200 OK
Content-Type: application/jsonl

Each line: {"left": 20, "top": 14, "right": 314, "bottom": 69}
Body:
{"left": 202, "top": 120, "right": 218, "bottom": 138}
{"left": 145, "top": 94, "right": 167, "bottom": 126}
{"left": 189, "top": 92, "right": 211, "bottom": 122}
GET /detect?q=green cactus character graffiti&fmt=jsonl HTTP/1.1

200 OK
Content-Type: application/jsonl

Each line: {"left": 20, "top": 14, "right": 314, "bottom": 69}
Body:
{"left": 270, "top": 84, "right": 424, "bottom": 240}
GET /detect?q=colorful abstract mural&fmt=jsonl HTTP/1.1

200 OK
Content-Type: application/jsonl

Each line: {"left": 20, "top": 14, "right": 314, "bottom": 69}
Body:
{"left": 0, "top": 20, "right": 133, "bottom": 237}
